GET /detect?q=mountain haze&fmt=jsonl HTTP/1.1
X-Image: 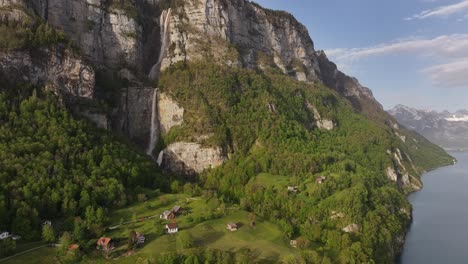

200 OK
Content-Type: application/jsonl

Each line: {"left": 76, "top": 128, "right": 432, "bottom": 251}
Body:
{"left": 389, "top": 105, "right": 468, "bottom": 151}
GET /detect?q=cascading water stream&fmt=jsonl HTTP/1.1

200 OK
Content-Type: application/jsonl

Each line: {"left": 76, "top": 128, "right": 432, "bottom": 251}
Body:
{"left": 146, "top": 88, "right": 159, "bottom": 156}
{"left": 148, "top": 8, "right": 172, "bottom": 81}
{"left": 147, "top": 9, "right": 172, "bottom": 157}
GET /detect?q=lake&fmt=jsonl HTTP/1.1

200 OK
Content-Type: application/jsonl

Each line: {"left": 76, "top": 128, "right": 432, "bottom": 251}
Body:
{"left": 400, "top": 151, "right": 468, "bottom": 264}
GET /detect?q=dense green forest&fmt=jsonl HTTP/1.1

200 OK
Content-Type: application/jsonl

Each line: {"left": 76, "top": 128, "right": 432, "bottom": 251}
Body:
{"left": 0, "top": 85, "right": 168, "bottom": 244}
{"left": 157, "top": 62, "right": 453, "bottom": 263}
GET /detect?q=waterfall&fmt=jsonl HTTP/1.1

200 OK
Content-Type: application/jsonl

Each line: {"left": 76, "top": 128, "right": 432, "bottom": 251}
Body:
{"left": 147, "top": 88, "right": 159, "bottom": 156}
{"left": 157, "top": 151, "right": 164, "bottom": 166}
{"left": 148, "top": 8, "right": 172, "bottom": 81}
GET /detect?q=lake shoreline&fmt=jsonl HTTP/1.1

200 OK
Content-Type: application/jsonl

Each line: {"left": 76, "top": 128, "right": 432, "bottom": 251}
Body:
{"left": 395, "top": 153, "right": 458, "bottom": 263}
{"left": 398, "top": 151, "right": 468, "bottom": 263}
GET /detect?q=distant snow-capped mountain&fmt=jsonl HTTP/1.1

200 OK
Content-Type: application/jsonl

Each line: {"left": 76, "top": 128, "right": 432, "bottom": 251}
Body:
{"left": 389, "top": 105, "right": 468, "bottom": 151}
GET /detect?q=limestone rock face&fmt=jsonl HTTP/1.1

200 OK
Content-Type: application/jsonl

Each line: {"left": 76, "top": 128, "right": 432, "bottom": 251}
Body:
{"left": 162, "top": 0, "right": 380, "bottom": 110}
{"left": 158, "top": 93, "right": 184, "bottom": 135}
{"left": 307, "top": 102, "right": 335, "bottom": 131}
{"left": 114, "top": 87, "right": 155, "bottom": 146}
{"left": 81, "top": 110, "right": 109, "bottom": 130}
{"left": 160, "top": 142, "right": 226, "bottom": 176}
{"left": 0, "top": 47, "right": 95, "bottom": 101}
{"left": 342, "top": 223, "right": 360, "bottom": 233}
{"left": 163, "top": 0, "right": 320, "bottom": 80}
{"left": 31, "top": 0, "right": 143, "bottom": 69}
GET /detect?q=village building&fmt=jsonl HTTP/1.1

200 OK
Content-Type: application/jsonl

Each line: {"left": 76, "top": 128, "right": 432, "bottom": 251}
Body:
{"left": 160, "top": 210, "right": 175, "bottom": 220}
{"left": 165, "top": 222, "right": 178, "bottom": 234}
{"left": 11, "top": 235, "right": 21, "bottom": 240}
{"left": 316, "top": 176, "right": 327, "bottom": 184}
{"left": 135, "top": 232, "right": 146, "bottom": 245}
{"left": 160, "top": 205, "right": 181, "bottom": 220}
{"left": 226, "top": 223, "right": 238, "bottom": 231}
{"left": 68, "top": 244, "right": 80, "bottom": 251}
{"left": 0, "top": 232, "right": 10, "bottom": 240}
{"left": 96, "top": 237, "right": 114, "bottom": 252}
{"left": 290, "top": 240, "right": 298, "bottom": 248}
{"left": 42, "top": 220, "right": 52, "bottom": 227}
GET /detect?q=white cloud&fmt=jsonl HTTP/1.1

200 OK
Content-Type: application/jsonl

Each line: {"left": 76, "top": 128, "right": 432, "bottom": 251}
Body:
{"left": 325, "top": 34, "right": 468, "bottom": 89}
{"left": 406, "top": 0, "right": 468, "bottom": 20}
{"left": 325, "top": 34, "right": 468, "bottom": 62}
{"left": 422, "top": 59, "right": 468, "bottom": 87}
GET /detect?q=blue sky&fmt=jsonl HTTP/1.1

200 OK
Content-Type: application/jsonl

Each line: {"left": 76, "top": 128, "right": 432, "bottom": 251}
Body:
{"left": 255, "top": 0, "right": 468, "bottom": 111}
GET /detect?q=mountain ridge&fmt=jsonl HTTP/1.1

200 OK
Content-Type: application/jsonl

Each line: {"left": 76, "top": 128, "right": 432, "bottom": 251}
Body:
{"left": 0, "top": 0, "right": 455, "bottom": 262}
{"left": 389, "top": 104, "right": 468, "bottom": 151}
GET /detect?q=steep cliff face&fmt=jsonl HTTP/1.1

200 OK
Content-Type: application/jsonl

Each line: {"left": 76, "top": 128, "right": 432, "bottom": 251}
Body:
{"left": 162, "top": 0, "right": 380, "bottom": 111}
{"left": 114, "top": 87, "right": 155, "bottom": 146}
{"left": 30, "top": 0, "right": 143, "bottom": 70}
{"left": 0, "top": 47, "right": 95, "bottom": 101}
{"left": 0, "top": 0, "right": 449, "bottom": 180}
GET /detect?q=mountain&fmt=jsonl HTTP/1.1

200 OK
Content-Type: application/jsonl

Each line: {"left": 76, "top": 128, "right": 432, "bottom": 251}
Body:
{"left": 389, "top": 105, "right": 468, "bottom": 151}
{"left": 0, "top": 0, "right": 454, "bottom": 263}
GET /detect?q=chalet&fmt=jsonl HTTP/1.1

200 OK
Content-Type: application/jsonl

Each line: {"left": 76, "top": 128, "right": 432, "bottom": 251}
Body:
{"left": 287, "top": 186, "right": 298, "bottom": 193}
{"left": 160, "top": 205, "right": 182, "bottom": 220}
{"left": 96, "top": 237, "right": 114, "bottom": 252}
{"left": 68, "top": 244, "right": 80, "bottom": 251}
{"left": 316, "top": 176, "right": 326, "bottom": 184}
{"left": 135, "top": 232, "right": 145, "bottom": 245}
{"left": 290, "top": 240, "right": 297, "bottom": 248}
{"left": 160, "top": 210, "right": 175, "bottom": 220}
{"left": 165, "top": 222, "right": 178, "bottom": 234}
{"left": 0, "top": 232, "right": 10, "bottom": 240}
{"left": 226, "top": 223, "right": 238, "bottom": 231}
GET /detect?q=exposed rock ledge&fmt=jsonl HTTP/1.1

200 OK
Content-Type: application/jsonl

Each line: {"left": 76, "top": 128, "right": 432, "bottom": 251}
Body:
{"left": 159, "top": 142, "right": 226, "bottom": 176}
{"left": 0, "top": 47, "right": 95, "bottom": 101}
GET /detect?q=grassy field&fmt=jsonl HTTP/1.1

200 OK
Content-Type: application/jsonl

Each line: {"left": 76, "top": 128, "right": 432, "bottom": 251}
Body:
{"left": 2, "top": 247, "right": 56, "bottom": 264}
{"left": 2, "top": 194, "right": 297, "bottom": 263}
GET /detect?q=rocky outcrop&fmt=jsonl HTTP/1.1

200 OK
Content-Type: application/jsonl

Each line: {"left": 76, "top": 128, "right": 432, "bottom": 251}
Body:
{"left": 386, "top": 148, "right": 421, "bottom": 192}
{"left": 30, "top": 0, "right": 143, "bottom": 70}
{"left": 306, "top": 101, "right": 335, "bottom": 130}
{"left": 161, "top": 0, "right": 381, "bottom": 112}
{"left": 158, "top": 93, "right": 184, "bottom": 135}
{"left": 81, "top": 110, "right": 109, "bottom": 129}
{"left": 342, "top": 223, "right": 360, "bottom": 233}
{"left": 0, "top": 47, "right": 95, "bottom": 101}
{"left": 163, "top": 0, "right": 320, "bottom": 78}
{"left": 159, "top": 142, "right": 226, "bottom": 176}
{"left": 114, "top": 87, "right": 155, "bottom": 145}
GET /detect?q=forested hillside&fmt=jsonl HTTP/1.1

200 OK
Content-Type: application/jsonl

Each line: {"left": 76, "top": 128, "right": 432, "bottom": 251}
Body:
{"left": 0, "top": 0, "right": 455, "bottom": 263}
{"left": 0, "top": 85, "right": 168, "bottom": 242}
{"left": 157, "top": 61, "right": 453, "bottom": 263}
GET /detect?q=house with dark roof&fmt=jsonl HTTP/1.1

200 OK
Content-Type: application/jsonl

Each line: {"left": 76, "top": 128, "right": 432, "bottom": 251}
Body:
{"left": 165, "top": 222, "right": 178, "bottom": 234}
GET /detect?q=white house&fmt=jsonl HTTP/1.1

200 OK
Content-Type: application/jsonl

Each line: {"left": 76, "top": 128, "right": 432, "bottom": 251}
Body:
{"left": 165, "top": 223, "right": 178, "bottom": 234}
{"left": 0, "top": 232, "right": 11, "bottom": 240}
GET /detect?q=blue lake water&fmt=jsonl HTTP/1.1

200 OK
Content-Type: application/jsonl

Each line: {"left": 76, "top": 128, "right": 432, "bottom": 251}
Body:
{"left": 401, "top": 152, "right": 468, "bottom": 264}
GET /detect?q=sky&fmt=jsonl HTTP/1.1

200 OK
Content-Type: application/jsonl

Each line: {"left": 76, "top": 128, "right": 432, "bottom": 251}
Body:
{"left": 254, "top": 0, "right": 468, "bottom": 112}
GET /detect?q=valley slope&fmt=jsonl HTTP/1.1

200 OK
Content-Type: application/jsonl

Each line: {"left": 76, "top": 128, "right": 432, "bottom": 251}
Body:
{"left": 0, "top": 0, "right": 454, "bottom": 263}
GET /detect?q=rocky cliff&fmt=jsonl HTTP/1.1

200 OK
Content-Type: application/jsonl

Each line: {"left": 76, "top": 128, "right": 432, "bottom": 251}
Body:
{"left": 0, "top": 0, "right": 441, "bottom": 178}
{"left": 0, "top": 46, "right": 95, "bottom": 102}
{"left": 162, "top": 0, "right": 380, "bottom": 110}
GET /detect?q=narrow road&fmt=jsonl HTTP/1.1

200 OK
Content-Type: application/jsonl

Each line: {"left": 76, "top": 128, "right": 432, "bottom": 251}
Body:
{"left": 0, "top": 244, "right": 50, "bottom": 263}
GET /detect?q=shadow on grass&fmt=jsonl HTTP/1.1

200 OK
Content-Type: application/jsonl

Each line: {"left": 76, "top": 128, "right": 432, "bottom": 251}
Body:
{"left": 195, "top": 231, "right": 224, "bottom": 246}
